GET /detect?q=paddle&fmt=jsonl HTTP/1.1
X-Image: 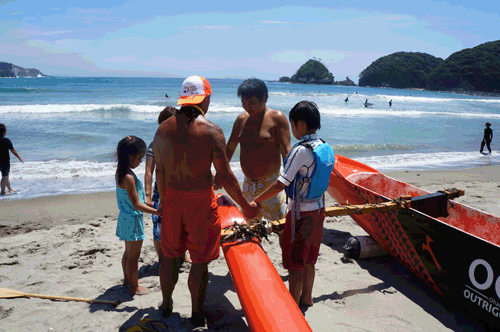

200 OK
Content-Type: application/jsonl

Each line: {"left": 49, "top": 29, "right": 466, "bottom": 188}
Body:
{"left": 0, "top": 288, "right": 120, "bottom": 307}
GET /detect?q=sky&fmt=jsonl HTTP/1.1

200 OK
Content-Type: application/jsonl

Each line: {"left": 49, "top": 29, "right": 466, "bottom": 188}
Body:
{"left": 1, "top": 0, "right": 499, "bottom": 81}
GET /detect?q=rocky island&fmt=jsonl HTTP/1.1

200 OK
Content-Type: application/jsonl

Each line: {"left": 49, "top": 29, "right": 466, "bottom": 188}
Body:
{"left": 0, "top": 62, "right": 49, "bottom": 77}
{"left": 279, "top": 59, "right": 356, "bottom": 86}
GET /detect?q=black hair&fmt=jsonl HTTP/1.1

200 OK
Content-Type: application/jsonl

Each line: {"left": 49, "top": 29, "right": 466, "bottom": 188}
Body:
{"left": 0, "top": 123, "right": 5, "bottom": 136}
{"left": 289, "top": 100, "right": 321, "bottom": 131}
{"left": 116, "top": 135, "right": 146, "bottom": 185}
{"left": 237, "top": 78, "right": 268, "bottom": 102}
{"left": 179, "top": 105, "right": 204, "bottom": 126}
{"left": 158, "top": 106, "right": 177, "bottom": 124}
{"left": 486, "top": 122, "right": 492, "bottom": 127}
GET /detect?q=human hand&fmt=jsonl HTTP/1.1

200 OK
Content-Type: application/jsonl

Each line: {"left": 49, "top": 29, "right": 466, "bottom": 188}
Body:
{"left": 243, "top": 201, "right": 259, "bottom": 219}
{"left": 155, "top": 207, "right": 163, "bottom": 216}
{"left": 213, "top": 173, "right": 222, "bottom": 190}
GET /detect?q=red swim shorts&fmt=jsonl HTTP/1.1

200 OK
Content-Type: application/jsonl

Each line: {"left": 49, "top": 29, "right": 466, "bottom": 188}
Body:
{"left": 282, "top": 208, "right": 325, "bottom": 271}
{"left": 161, "top": 187, "right": 221, "bottom": 264}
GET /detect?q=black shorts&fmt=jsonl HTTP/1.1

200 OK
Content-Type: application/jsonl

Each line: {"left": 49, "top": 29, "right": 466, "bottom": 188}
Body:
{"left": 0, "top": 161, "right": 10, "bottom": 176}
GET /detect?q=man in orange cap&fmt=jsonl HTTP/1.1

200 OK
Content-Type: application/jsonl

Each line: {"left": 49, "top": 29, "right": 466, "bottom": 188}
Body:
{"left": 153, "top": 75, "right": 258, "bottom": 327}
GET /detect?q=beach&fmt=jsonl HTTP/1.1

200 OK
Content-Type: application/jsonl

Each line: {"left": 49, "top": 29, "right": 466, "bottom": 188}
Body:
{"left": 1, "top": 166, "right": 498, "bottom": 331}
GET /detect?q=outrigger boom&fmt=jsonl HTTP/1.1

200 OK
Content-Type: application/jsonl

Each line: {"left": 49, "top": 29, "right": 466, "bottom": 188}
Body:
{"left": 221, "top": 188, "right": 465, "bottom": 240}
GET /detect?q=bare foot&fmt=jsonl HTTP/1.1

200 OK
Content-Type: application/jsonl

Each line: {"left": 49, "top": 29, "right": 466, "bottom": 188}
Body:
{"left": 123, "top": 279, "right": 143, "bottom": 287}
{"left": 299, "top": 299, "right": 313, "bottom": 307}
{"left": 190, "top": 313, "right": 206, "bottom": 328}
{"left": 129, "top": 285, "right": 150, "bottom": 295}
{"left": 158, "top": 299, "right": 173, "bottom": 318}
{"left": 8, "top": 189, "right": 16, "bottom": 193}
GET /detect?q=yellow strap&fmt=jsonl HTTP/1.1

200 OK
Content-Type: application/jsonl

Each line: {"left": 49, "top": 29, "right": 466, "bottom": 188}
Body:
{"left": 190, "top": 105, "right": 205, "bottom": 116}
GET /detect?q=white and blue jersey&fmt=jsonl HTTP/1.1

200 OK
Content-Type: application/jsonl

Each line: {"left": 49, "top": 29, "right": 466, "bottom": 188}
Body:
{"left": 278, "top": 133, "right": 334, "bottom": 213}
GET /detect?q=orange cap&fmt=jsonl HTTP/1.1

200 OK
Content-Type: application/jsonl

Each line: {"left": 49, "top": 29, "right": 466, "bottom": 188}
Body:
{"left": 177, "top": 75, "right": 212, "bottom": 106}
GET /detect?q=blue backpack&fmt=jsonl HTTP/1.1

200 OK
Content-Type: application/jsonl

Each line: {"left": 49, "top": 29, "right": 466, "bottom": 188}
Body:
{"left": 284, "top": 139, "right": 335, "bottom": 201}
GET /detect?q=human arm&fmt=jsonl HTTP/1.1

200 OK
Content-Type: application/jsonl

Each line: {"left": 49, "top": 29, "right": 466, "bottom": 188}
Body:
{"left": 152, "top": 133, "right": 166, "bottom": 211}
{"left": 214, "top": 114, "right": 244, "bottom": 189}
{"left": 274, "top": 111, "right": 291, "bottom": 161}
{"left": 122, "top": 174, "right": 160, "bottom": 215}
{"left": 144, "top": 154, "right": 155, "bottom": 206}
{"left": 209, "top": 123, "right": 258, "bottom": 219}
{"left": 10, "top": 148, "right": 23, "bottom": 163}
{"left": 252, "top": 180, "right": 286, "bottom": 205}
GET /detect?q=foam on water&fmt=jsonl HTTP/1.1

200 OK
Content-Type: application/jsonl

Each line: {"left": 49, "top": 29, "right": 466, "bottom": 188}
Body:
{"left": 0, "top": 104, "right": 165, "bottom": 114}
{"left": 356, "top": 150, "right": 499, "bottom": 172}
{"left": 4, "top": 160, "right": 245, "bottom": 201}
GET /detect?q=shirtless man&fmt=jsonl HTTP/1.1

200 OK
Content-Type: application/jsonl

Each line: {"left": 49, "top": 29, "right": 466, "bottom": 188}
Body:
{"left": 216, "top": 78, "right": 291, "bottom": 225}
{"left": 153, "top": 75, "right": 258, "bottom": 327}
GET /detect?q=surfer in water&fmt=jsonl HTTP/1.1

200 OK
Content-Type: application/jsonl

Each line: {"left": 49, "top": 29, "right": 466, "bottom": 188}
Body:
{"left": 345, "top": 97, "right": 349, "bottom": 103}
{"left": 389, "top": 100, "right": 392, "bottom": 107}
{"left": 364, "top": 99, "right": 369, "bottom": 108}
{"left": 480, "top": 122, "right": 493, "bottom": 154}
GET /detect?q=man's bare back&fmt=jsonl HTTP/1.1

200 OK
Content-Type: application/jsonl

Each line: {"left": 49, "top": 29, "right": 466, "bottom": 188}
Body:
{"left": 153, "top": 111, "right": 216, "bottom": 191}
{"left": 153, "top": 103, "right": 257, "bottom": 218}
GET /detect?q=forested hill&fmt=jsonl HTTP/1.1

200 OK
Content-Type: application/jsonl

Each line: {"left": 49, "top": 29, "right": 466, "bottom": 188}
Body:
{"left": 358, "top": 52, "right": 443, "bottom": 89}
{"left": 0, "top": 62, "right": 49, "bottom": 77}
{"left": 280, "top": 59, "right": 335, "bottom": 84}
{"left": 427, "top": 40, "right": 500, "bottom": 92}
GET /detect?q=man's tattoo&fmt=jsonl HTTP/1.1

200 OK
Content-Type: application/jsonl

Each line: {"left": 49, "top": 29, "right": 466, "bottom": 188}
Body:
{"left": 208, "top": 124, "right": 226, "bottom": 160}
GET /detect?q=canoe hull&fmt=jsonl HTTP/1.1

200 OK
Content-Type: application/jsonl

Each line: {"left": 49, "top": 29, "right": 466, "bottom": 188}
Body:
{"left": 327, "top": 155, "right": 500, "bottom": 329}
{"left": 216, "top": 194, "right": 313, "bottom": 332}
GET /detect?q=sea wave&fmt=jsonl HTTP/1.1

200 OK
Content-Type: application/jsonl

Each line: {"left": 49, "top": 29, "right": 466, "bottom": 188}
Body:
{"left": 332, "top": 144, "right": 426, "bottom": 153}
{"left": 319, "top": 108, "right": 500, "bottom": 118}
{"left": 9, "top": 159, "right": 244, "bottom": 182}
{"left": 356, "top": 150, "right": 499, "bottom": 172}
{"left": 0, "top": 104, "right": 166, "bottom": 114}
{"left": 3, "top": 151, "right": 498, "bottom": 201}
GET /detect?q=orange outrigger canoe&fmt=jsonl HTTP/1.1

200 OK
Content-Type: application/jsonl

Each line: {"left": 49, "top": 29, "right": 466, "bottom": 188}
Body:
{"left": 216, "top": 194, "right": 313, "bottom": 332}
{"left": 328, "top": 154, "right": 500, "bottom": 330}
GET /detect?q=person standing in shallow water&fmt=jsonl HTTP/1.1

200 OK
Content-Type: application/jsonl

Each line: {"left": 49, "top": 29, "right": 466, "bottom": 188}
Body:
{"left": 480, "top": 122, "right": 493, "bottom": 154}
{"left": 0, "top": 123, "right": 24, "bottom": 195}
{"left": 214, "top": 78, "right": 291, "bottom": 229}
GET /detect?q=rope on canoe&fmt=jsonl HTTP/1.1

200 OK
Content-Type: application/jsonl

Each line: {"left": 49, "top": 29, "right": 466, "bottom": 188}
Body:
{"left": 222, "top": 220, "right": 271, "bottom": 243}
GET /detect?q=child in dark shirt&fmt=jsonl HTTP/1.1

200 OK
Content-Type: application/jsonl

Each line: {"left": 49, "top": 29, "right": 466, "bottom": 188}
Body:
{"left": 0, "top": 123, "right": 24, "bottom": 195}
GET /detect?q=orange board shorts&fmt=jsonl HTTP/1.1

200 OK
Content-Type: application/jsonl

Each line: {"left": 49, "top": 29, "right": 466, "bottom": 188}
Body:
{"left": 282, "top": 208, "right": 325, "bottom": 271}
{"left": 161, "top": 186, "right": 221, "bottom": 264}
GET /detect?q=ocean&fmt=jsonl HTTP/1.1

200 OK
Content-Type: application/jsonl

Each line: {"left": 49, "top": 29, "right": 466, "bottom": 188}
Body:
{"left": 1, "top": 77, "right": 499, "bottom": 201}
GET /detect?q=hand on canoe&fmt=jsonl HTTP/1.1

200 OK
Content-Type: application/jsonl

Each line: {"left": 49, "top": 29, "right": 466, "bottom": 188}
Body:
{"left": 242, "top": 201, "right": 259, "bottom": 220}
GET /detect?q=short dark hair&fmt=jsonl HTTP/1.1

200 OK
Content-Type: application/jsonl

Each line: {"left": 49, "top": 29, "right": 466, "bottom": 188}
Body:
{"left": 289, "top": 101, "right": 321, "bottom": 131}
{"left": 486, "top": 122, "right": 491, "bottom": 127}
{"left": 237, "top": 78, "right": 268, "bottom": 102}
{"left": 158, "top": 106, "right": 177, "bottom": 124}
{"left": 0, "top": 123, "right": 5, "bottom": 136}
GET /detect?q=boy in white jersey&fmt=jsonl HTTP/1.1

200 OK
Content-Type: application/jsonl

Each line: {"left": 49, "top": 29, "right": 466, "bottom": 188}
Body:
{"left": 252, "top": 100, "right": 334, "bottom": 307}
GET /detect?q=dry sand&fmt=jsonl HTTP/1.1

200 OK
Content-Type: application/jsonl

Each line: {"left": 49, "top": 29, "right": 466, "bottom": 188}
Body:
{"left": 1, "top": 167, "right": 500, "bottom": 331}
